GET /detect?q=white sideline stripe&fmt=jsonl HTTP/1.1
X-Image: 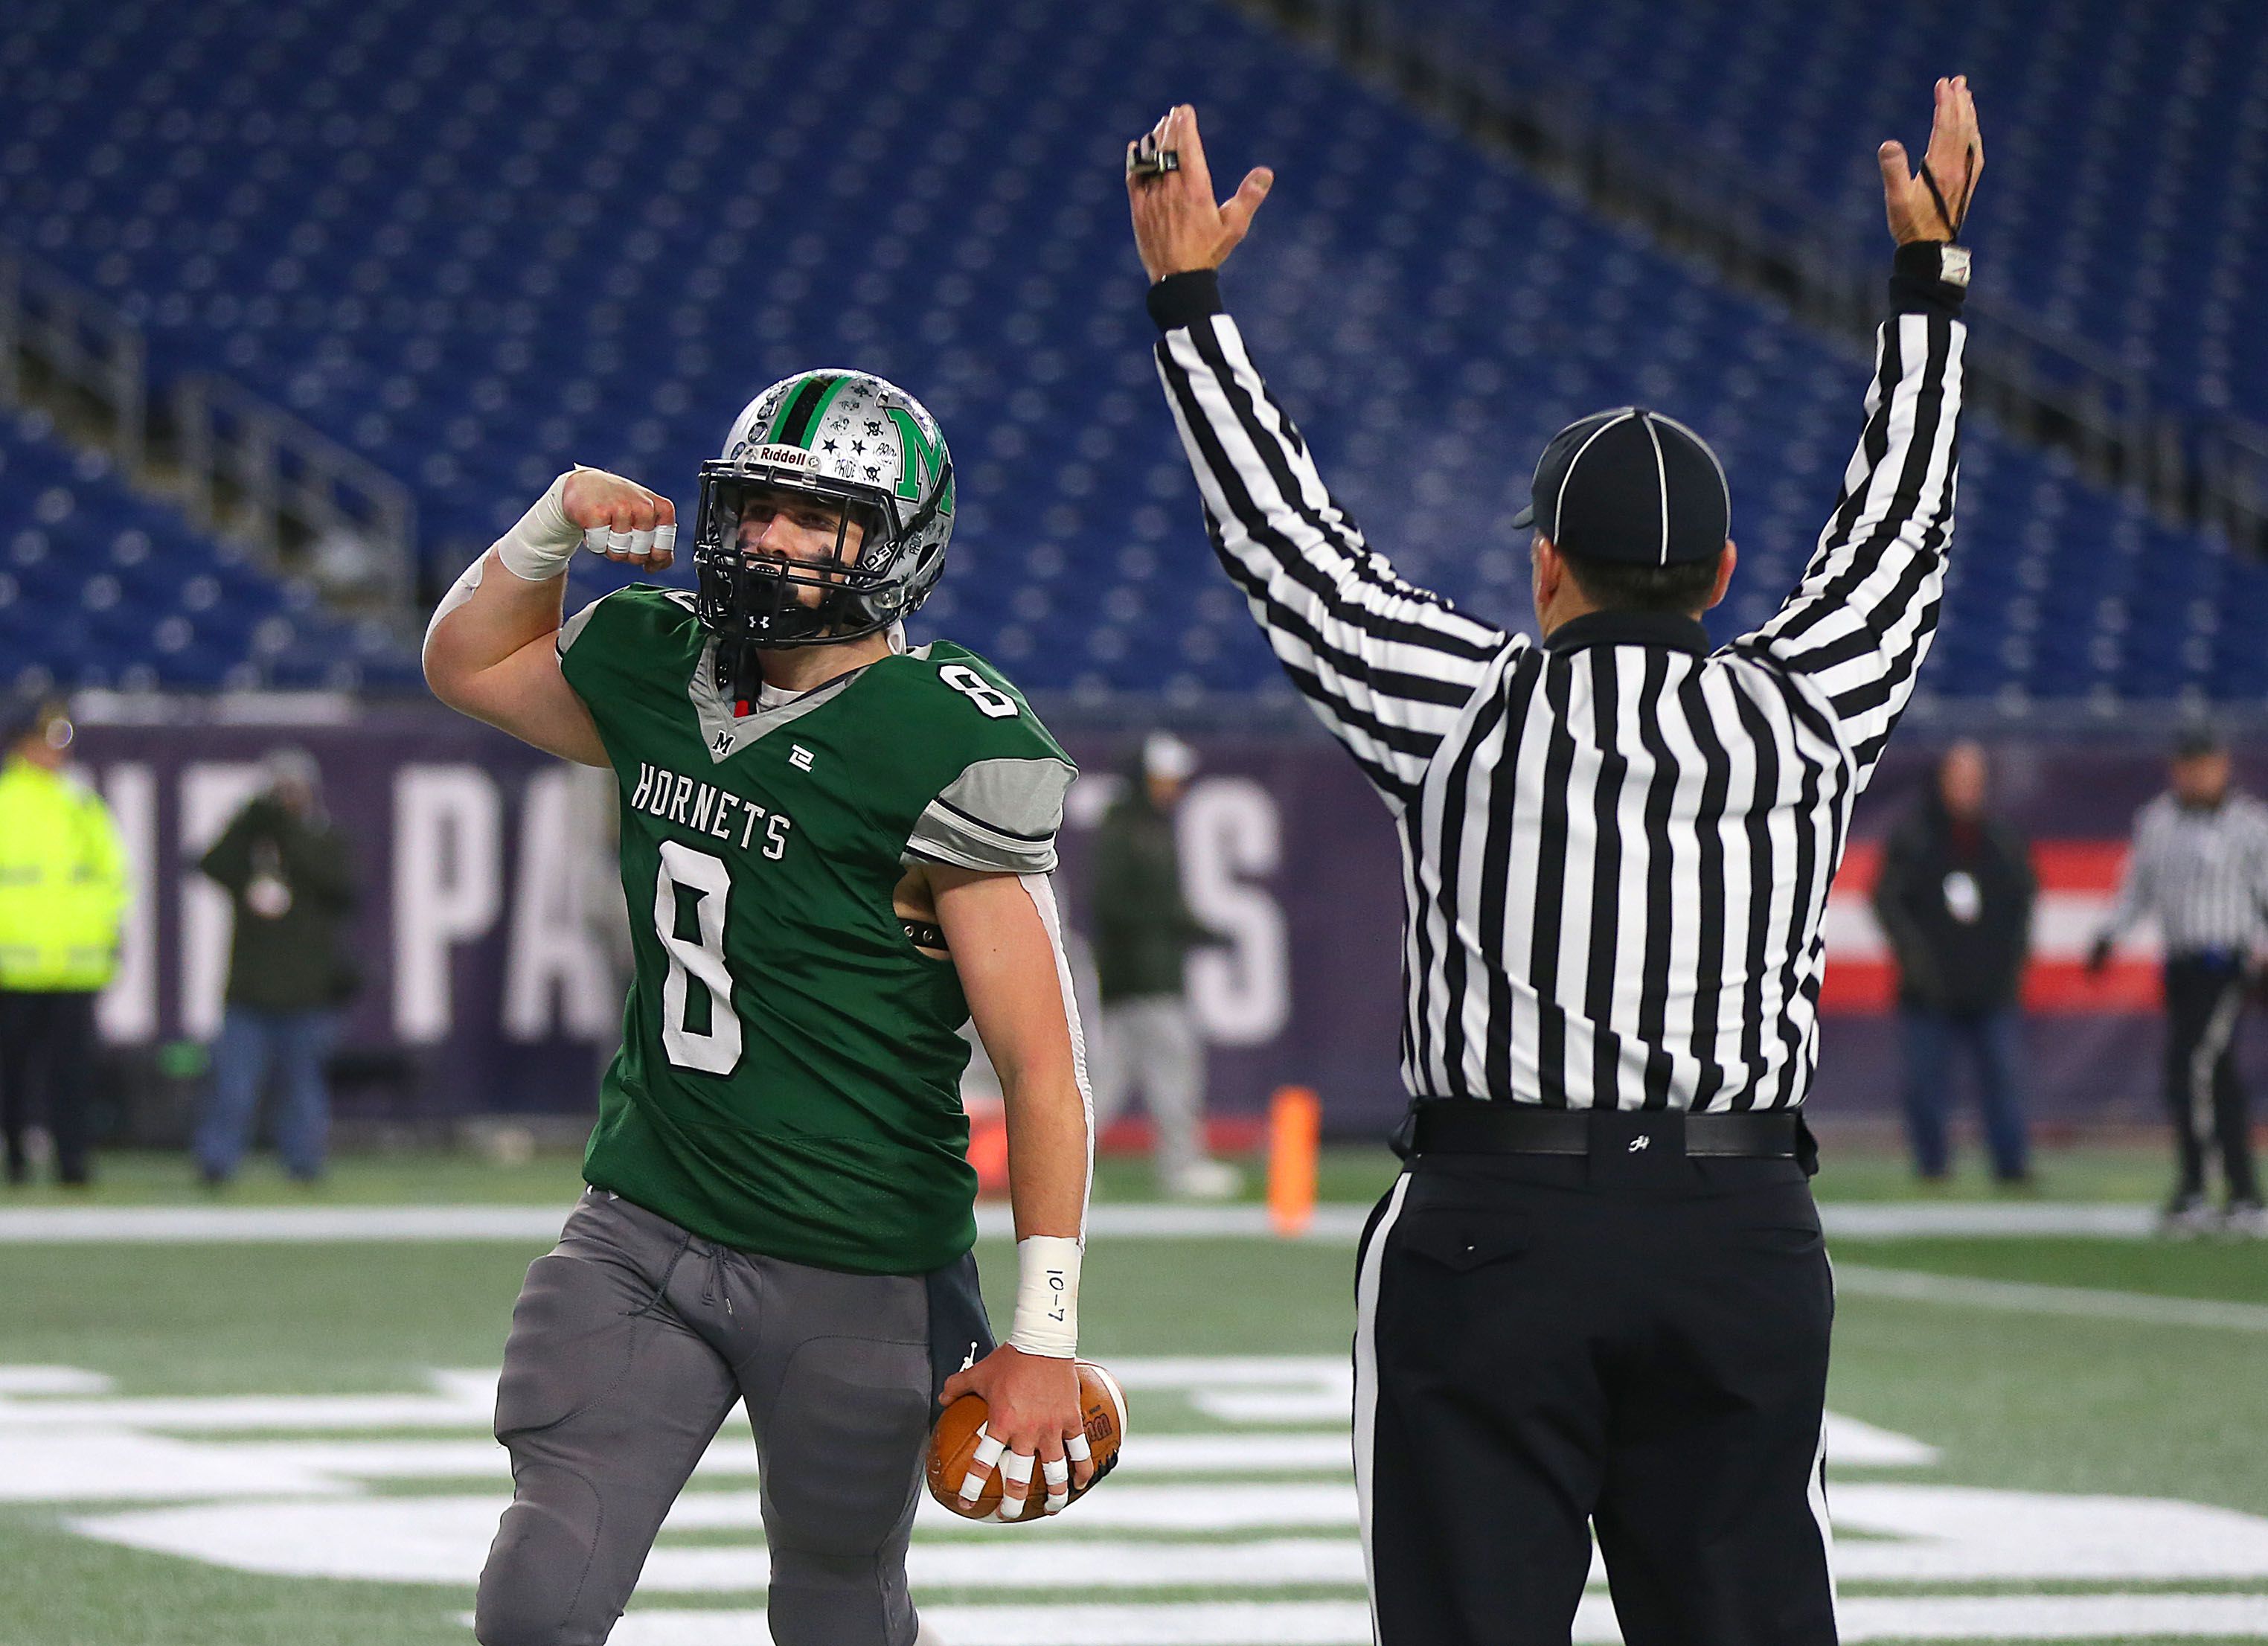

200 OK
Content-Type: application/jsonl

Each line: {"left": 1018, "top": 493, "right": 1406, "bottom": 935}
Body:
{"left": 1822, "top": 1203, "right": 2156, "bottom": 1238}
{"left": 0, "top": 1200, "right": 2168, "bottom": 1243}
{"left": 1836, "top": 1264, "right": 2268, "bottom": 1333}
{"left": 579, "top": 1593, "right": 2268, "bottom": 1645}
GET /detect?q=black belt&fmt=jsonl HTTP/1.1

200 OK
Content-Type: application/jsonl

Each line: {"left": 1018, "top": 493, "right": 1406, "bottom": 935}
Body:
{"left": 1404, "top": 1100, "right": 1802, "bottom": 1159}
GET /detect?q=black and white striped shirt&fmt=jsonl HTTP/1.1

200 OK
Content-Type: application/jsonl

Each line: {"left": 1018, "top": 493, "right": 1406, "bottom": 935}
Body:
{"left": 1151, "top": 266, "right": 1967, "bottom": 1111}
{"left": 2103, "top": 792, "right": 2268, "bottom": 958}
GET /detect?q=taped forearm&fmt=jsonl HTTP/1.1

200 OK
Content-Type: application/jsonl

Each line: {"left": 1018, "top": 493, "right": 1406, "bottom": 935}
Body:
{"left": 494, "top": 470, "right": 586, "bottom": 582}
{"left": 1009, "top": 1234, "right": 1082, "bottom": 1359}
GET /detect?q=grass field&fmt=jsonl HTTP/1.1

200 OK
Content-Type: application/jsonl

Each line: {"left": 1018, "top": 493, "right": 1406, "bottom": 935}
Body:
{"left": 3, "top": 1141, "right": 2264, "bottom": 1645}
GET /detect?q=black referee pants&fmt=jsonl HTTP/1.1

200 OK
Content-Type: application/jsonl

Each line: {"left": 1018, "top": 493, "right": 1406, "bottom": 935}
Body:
{"left": 2162, "top": 956, "right": 2260, "bottom": 1206}
{"left": 1356, "top": 1138, "right": 1837, "bottom": 1645}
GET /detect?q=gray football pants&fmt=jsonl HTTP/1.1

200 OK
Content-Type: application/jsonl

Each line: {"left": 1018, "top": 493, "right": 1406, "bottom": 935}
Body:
{"left": 475, "top": 1189, "right": 968, "bottom": 1646}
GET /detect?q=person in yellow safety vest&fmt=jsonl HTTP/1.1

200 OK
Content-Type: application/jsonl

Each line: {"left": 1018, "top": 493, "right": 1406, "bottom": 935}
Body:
{"left": 0, "top": 696, "right": 127, "bottom": 1186}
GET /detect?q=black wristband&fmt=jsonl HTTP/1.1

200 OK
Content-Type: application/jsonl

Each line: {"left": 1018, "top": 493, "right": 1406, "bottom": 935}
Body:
{"left": 1889, "top": 241, "right": 1967, "bottom": 321}
{"left": 1147, "top": 268, "right": 1225, "bottom": 333}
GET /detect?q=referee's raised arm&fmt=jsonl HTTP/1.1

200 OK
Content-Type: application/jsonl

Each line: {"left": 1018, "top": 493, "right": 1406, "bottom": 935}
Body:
{"left": 1743, "top": 76, "right": 1981, "bottom": 784}
{"left": 1129, "top": 106, "right": 1513, "bottom": 812}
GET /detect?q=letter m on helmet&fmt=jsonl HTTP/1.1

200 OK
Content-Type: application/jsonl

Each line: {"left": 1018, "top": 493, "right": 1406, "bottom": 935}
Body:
{"left": 886, "top": 406, "right": 953, "bottom": 516}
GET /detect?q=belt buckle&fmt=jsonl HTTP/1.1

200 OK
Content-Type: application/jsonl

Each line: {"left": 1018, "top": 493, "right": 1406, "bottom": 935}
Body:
{"left": 1589, "top": 1109, "right": 1686, "bottom": 1182}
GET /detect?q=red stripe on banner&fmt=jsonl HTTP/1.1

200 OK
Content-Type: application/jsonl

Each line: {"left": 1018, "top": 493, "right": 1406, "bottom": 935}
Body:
{"left": 2031, "top": 839, "right": 2129, "bottom": 894}
{"left": 1820, "top": 838, "right": 2158, "bottom": 1015}
{"left": 1819, "top": 958, "right": 2162, "bottom": 1013}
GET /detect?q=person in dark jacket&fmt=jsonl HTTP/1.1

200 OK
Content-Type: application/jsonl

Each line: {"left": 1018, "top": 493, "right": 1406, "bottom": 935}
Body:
{"left": 193, "top": 748, "right": 358, "bottom": 1184}
{"left": 1872, "top": 740, "right": 2037, "bottom": 1184}
{"left": 1086, "top": 732, "right": 1237, "bottom": 1199}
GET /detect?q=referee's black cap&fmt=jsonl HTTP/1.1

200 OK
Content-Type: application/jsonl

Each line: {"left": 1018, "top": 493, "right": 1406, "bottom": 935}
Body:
{"left": 1512, "top": 408, "right": 1732, "bottom": 566}
{"left": 2174, "top": 726, "right": 2227, "bottom": 760}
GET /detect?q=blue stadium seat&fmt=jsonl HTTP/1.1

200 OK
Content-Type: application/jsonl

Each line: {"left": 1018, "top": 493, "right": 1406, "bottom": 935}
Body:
{"left": 1377, "top": 0, "right": 2268, "bottom": 421}
{"left": 0, "top": 0, "right": 2261, "bottom": 700}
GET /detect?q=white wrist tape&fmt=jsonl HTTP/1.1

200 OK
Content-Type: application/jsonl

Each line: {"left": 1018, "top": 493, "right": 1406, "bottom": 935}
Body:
{"left": 494, "top": 470, "right": 586, "bottom": 583}
{"left": 1008, "top": 1234, "right": 1082, "bottom": 1359}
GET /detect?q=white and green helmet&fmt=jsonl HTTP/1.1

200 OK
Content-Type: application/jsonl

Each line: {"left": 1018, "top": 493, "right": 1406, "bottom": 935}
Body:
{"left": 692, "top": 368, "right": 955, "bottom": 670}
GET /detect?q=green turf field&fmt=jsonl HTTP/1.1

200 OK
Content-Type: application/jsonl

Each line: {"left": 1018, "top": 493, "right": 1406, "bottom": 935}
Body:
{"left": 3, "top": 1143, "right": 2264, "bottom": 1645}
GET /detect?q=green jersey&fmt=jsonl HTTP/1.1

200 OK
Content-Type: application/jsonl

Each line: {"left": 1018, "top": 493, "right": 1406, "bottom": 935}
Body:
{"left": 557, "top": 586, "right": 1076, "bottom": 1274}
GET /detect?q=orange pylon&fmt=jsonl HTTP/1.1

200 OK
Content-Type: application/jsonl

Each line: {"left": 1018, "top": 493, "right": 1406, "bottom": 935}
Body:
{"left": 1267, "top": 1085, "right": 1320, "bottom": 1237}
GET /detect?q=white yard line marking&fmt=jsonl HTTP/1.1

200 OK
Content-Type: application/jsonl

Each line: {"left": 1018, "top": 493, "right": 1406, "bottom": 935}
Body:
{"left": 0, "top": 1432, "right": 353, "bottom": 1502}
{"left": 324, "top": 1432, "right": 1307, "bottom": 1485}
{"left": 667, "top": 1537, "right": 1365, "bottom": 1592}
{"left": 0, "top": 1200, "right": 2174, "bottom": 1243}
{"left": 1830, "top": 1483, "right": 2268, "bottom": 1581}
{"left": 0, "top": 1387, "right": 497, "bottom": 1431}
{"left": 0, "top": 1365, "right": 112, "bottom": 1394}
{"left": 0, "top": 1359, "right": 1929, "bottom": 1473}
{"left": 81, "top": 1499, "right": 1367, "bottom": 1590}
{"left": 79, "top": 1481, "right": 2268, "bottom": 1589}
{"left": 1829, "top": 1592, "right": 2268, "bottom": 1641}
{"left": 1836, "top": 1264, "right": 2268, "bottom": 1333}
{"left": 588, "top": 1592, "right": 2268, "bottom": 1645}
{"left": 1822, "top": 1412, "right": 1940, "bottom": 1467}
{"left": 597, "top": 1603, "right": 1383, "bottom": 1646}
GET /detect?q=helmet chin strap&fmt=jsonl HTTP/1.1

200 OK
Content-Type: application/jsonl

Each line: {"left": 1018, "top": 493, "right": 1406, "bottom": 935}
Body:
{"left": 712, "top": 563, "right": 883, "bottom": 699}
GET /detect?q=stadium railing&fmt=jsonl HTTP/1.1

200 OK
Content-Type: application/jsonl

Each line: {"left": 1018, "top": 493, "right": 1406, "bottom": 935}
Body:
{"left": 0, "top": 237, "right": 417, "bottom": 615}
{"left": 174, "top": 372, "right": 416, "bottom": 613}
{"left": 0, "top": 245, "right": 144, "bottom": 473}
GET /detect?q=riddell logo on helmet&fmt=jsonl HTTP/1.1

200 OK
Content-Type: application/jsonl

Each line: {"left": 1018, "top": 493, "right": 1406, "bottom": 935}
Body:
{"left": 732, "top": 443, "right": 823, "bottom": 473}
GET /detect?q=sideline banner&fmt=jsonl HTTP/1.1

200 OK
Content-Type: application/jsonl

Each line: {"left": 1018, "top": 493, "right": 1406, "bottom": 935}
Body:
{"left": 68, "top": 704, "right": 2260, "bottom": 1133}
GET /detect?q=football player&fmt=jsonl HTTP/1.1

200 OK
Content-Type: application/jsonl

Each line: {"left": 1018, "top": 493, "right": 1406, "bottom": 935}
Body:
{"left": 424, "top": 371, "right": 1096, "bottom": 1646}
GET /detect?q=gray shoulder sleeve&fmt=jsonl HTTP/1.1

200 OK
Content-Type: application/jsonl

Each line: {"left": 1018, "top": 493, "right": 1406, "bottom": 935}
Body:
{"left": 904, "top": 757, "right": 1076, "bottom": 874}
{"left": 556, "top": 598, "right": 604, "bottom": 657}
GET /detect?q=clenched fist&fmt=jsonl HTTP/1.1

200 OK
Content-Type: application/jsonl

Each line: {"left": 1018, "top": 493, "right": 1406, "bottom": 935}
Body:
{"left": 562, "top": 468, "right": 678, "bottom": 571}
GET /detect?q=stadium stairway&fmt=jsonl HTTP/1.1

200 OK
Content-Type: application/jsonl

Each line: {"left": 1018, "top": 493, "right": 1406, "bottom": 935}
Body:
{"left": 1, "top": 0, "right": 2263, "bottom": 705}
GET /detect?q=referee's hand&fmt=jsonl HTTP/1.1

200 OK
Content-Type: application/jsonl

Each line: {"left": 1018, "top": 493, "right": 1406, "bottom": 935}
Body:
{"left": 1879, "top": 76, "right": 1983, "bottom": 244}
{"left": 1127, "top": 104, "right": 1274, "bottom": 284}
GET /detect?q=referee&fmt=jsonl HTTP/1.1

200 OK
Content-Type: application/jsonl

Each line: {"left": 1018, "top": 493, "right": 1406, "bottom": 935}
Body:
{"left": 2089, "top": 729, "right": 2268, "bottom": 1237}
{"left": 1129, "top": 80, "right": 1979, "bottom": 1646}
